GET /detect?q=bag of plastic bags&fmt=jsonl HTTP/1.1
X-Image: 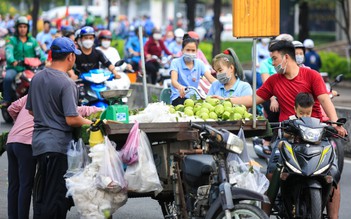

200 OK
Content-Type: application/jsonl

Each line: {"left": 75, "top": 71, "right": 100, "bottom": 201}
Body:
{"left": 125, "top": 130, "right": 163, "bottom": 195}
{"left": 120, "top": 121, "right": 139, "bottom": 165}
{"left": 66, "top": 138, "right": 127, "bottom": 218}
{"left": 65, "top": 138, "right": 89, "bottom": 178}
{"left": 227, "top": 128, "right": 269, "bottom": 194}
{"left": 96, "top": 136, "right": 127, "bottom": 192}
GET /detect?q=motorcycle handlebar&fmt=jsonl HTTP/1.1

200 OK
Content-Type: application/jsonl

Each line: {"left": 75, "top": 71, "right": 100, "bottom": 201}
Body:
{"left": 190, "top": 122, "right": 223, "bottom": 141}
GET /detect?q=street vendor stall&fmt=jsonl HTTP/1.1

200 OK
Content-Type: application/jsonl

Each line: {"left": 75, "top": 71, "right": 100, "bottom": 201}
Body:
{"left": 104, "top": 119, "right": 268, "bottom": 214}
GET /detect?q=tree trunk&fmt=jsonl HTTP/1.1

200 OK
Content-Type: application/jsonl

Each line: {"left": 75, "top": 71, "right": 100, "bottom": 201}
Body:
{"left": 31, "top": 0, "right": 40, "bottom": 37}
{"left": 212, "top": 0, "right": 222, "bottom": 58}
{"left": 185, "top": 0, "right": 196, "bottom": 31}
{"left": 298, "top": 1, "right": 309, "bottom": 42}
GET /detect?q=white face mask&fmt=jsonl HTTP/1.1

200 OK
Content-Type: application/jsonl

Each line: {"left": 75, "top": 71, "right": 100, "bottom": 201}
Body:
{"left": 153, "top": 33, "right": 162, "bottom": 40}
{"left": 82, "top": 39, "right": 94, "bottom": 49}
{"left": 101, "top": 40, "right": 111, "bottom": 49}
{"left": 295, "top": 55, "right": 304, "bottom": 65}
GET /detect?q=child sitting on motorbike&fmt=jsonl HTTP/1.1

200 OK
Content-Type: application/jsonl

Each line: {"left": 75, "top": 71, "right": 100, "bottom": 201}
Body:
{"left": 208, "top": 48, "right": 252, "bottom": 98}
{"left": 283, "top": 92, "right": 314, "bottom": 140}
{"left": 170, "top": 34, "right": 216, "bottom": 106}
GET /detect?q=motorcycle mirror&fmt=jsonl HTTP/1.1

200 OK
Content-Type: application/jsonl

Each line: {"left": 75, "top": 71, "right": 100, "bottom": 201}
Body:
{"left": 336, "top": 118, "right": 347, "bottom": 125}
{"left": 335, "top": 74, "right": 344, "bottom": 83}
{"left": 115, "top": 60, "right": 125, "bottom": 67}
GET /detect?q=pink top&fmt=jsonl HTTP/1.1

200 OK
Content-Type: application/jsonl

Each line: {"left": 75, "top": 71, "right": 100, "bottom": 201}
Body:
{"left": 6, "top": 95, "right": 102, "bottom": 145}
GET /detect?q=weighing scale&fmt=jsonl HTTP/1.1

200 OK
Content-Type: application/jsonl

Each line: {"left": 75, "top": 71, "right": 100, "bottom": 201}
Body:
{"left": 99, "top": 89, "right": 133, "bottom": 124}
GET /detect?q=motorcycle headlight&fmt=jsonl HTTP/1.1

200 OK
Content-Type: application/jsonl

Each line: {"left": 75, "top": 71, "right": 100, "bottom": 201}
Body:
{"left": 299, "top": 126, "right": 323, "bottom": 143}
{"left": 313, "top": 164, "right": 330, "bottom": 175}
{"left": 285, "top": 161, "right": 302, "bottom": 174}
{"left": 225, "top": 133, "right": 243, "bottom": 154}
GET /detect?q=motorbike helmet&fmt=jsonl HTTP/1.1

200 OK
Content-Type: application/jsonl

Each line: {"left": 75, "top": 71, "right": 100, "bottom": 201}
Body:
{"left": 74, "top": 29, "right": 81, "bottom": 40}
{"left": 275, "top": 33, "right": 294, "bottom": 42}
{"left": 16, "top": 16, "right": 29, "bottom": 27}
{"left": 98, "top": 30, "right": 112, "bottom": 40}
{"left": 80, "top": 26, "right": 95, "bottom": 37}
{"left": 303, "top": 39, "right": 314, "bottom": 49}
{"left": 187, "top": 31, "right": 200, "bottom": 40}
{"left": 174, "top": 28, "right": 184, "bottom": 38}
{"left": 292, "top": 40, "right": 305, "bottom": 54}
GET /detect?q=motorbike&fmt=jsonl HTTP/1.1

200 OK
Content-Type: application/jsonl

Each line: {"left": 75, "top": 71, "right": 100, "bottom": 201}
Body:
{"left": 1, "top": 57, "right": 43, "bottom": 123}
{"left": 77, "top": 60, "right": 131, "bottom": 108}
{"left": 253, "top": 74, "right": 345, "bottom": 166}
{"left": 267, "top": 117, "right": 347, "bottom": 219}
{"left": 164, "top": 122, "right": 269, "bottom": 219}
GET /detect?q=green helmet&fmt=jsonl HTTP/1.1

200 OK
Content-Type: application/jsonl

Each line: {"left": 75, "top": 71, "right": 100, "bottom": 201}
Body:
{"left": 16, "top": 16, "right": 29, "bottom": 27}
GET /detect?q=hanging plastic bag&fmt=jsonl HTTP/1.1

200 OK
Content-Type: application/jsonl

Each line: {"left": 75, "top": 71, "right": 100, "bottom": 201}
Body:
{"left": 227, "top": 128, "right": 269, "bottom": 194}
{"left": 96, "top": 136, "right": 127, "bottom": 192}
{"left": 120, "top": 121, "right": 139, "bottom": 165}
{"left": 65, "top": 138, "right": 89, "bottom": 178}
{"left": 125, "top": 130, "right": 163, "bottom": 195}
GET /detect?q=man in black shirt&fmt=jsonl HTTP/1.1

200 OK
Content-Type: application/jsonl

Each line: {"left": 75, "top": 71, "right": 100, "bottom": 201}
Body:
{"left": 74, "top": 26, "right": 121, "bottom": 78}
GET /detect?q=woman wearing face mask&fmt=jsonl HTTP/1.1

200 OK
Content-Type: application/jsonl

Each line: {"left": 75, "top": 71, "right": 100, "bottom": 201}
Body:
{"left": 170, "top": 34, "right": 216, "bottom": 106}
{"left": 292, "top": 40, "right": 309, "bottom": 68}
{"left": 144, "top": 28, "right": 173, "bottom": 84}
{"left": 208, "top": 48, "right": 252, "bottom": 98}
{"left": 74, "top": 26, "right": 121, "bottom": 78}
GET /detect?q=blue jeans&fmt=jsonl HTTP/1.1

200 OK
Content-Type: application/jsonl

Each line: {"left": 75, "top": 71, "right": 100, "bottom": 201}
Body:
{"left": 7, "top": 143, "right": 37, "bottom": 219}
{"left": 3, "top": 68, "right": 18, "bottom": 102}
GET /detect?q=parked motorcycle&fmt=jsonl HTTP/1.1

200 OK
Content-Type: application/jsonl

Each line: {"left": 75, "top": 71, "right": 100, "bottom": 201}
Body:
{"left": 77, "top": 60, "right": 131, "bottom": 108}
{"left": 1, "top": 57, "right": 43, "bottom": 123}
{"left": 164, "top": 122, "right": 269, "bottom": 219}
{"left": 268, "top": 117, "right": 347, "bottom": 219}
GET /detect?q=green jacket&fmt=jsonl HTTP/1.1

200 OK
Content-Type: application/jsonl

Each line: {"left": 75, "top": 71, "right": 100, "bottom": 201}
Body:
{"left": 6, "top": 36, "right": 46, "bottom": 72}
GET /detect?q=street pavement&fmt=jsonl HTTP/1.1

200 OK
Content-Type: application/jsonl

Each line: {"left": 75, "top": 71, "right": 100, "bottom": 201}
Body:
{"left": 0, "top": 84, "right": 350, "bottom": 218}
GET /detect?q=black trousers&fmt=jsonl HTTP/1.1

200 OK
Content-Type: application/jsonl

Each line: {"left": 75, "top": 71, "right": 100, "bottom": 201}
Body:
{"left": 145, "top": 61, "right": 160, "bottom": 84}
{"left": 262, "top": 100, "right": 280, "bottom": 141}
{"left": 7, "top": 143, "right": 37, "bottom": 219}
{"left": 33, "top": 152, "right": 71, "bottom": 219}
{"left": 171, "top": 97, "right": 187, "bottom": 106}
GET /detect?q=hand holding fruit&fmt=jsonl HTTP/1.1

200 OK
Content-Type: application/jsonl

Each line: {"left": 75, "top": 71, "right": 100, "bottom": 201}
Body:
{"left": 178, "top": 86, "right": 186, "bottom": 98}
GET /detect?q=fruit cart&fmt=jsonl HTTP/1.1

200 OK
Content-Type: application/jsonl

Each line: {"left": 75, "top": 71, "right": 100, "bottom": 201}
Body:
{"left": 104, "top": 119, "right": 268, "bottom": 211}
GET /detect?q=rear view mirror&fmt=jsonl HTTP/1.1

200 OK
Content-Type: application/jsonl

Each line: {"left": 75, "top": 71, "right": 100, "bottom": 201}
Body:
{"left": 335, "top": 74, "right": 344, "bottom": 83}
{"left": 115, "top": 60, "right": 125, "bottom": 67}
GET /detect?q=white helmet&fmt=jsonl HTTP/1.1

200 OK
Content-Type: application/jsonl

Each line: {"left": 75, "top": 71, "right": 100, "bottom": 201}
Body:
{"left": 303, "top": 39, "right": 314, "bottom": 49}
{"left": 275, "top": 33, "right": 294, "bottom": 42}
{"left": 174, "top": 28, "right": 184, "bottom": 38}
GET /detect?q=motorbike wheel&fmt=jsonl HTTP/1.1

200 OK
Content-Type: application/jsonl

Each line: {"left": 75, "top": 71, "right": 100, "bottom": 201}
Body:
{"left": 1, "top": 107, "right": 13, "bottom": 123}
{"left": 331, "top": 138, "right": 344, "bottom": 175}
{"left": 213, "top": 203, "right": 269, "bottom": 219}
{"left": 308, "top": 188, "right": 322, "bottom": 219}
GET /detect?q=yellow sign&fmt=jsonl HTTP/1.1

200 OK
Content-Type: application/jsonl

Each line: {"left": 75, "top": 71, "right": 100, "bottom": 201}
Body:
{"left": 233, "top": 0, "right": 280, "bottom": 38}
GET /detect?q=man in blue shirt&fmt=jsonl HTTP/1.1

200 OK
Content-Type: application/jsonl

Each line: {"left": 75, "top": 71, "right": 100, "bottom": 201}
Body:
{"left": 36, "top": 20, "right": 53, "bottom": 54}
{"left": 303, "top": 39, "right": 322, "bottom": 71}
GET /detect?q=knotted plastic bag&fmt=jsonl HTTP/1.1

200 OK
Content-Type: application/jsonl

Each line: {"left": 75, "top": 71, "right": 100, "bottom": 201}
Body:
{"left": 125, "top": 130, "right": 163, "bottom": 195}
{"left": 120, "top": 121, "right": 139, "bottom": 165}
{"left": 65, "top": 138, "right": 89, "bottom": 178}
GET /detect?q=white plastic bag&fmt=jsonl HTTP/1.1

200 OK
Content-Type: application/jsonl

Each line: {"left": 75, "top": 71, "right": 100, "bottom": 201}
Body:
{"left": 227, "top": 128, "right": 269, "bottom": 194}
{"left": 65, "top": 138, "right": 89, "bottom": 178}
{"left": 125, "top": 130, "right": 163, "bottom": 195}
{"left": 96, "top": 136, "right": 127, "bottom": 192}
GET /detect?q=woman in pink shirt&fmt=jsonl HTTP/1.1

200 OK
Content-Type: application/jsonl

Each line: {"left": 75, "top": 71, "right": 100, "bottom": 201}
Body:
{"left": 6, "top": 95, "right": 101, "bottom": 219}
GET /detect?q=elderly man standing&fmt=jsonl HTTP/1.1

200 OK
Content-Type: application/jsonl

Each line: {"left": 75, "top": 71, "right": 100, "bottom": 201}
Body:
{"left": 26, "top": 37, "right": 92, "bottom": 219}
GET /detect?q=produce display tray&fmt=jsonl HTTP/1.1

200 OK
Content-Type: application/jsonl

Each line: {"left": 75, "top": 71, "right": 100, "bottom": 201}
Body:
{"left": 105, "top": 120, "right": 268, "bottom": 144}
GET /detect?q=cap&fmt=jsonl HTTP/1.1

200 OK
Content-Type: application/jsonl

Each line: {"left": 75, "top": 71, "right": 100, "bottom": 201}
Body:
{"left": 51, "top": 37, "right": 82, "bottom": 55}
{"left": 187, "top": 31, "right": 199, "bottom": 40}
